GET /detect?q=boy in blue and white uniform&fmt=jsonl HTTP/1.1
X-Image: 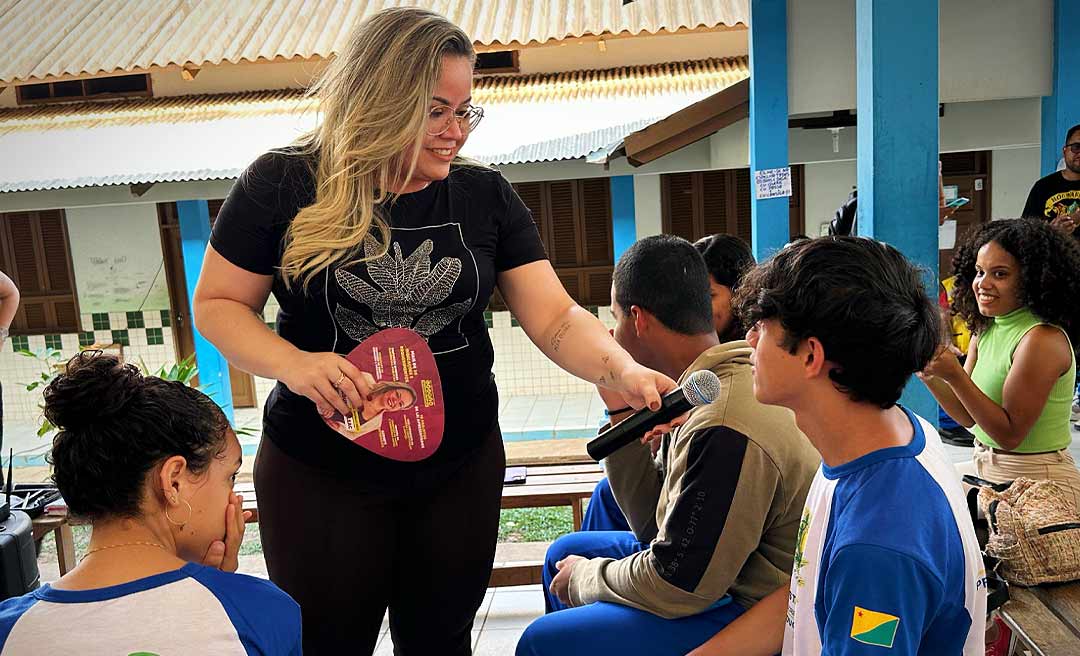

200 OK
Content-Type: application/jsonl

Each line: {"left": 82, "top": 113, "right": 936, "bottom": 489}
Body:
{"left": 690, "top": 237, "right": 985, "bottom": 656}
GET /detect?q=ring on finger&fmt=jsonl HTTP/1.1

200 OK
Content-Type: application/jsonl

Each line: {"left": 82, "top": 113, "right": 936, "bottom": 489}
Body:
{"left": 334, "top": 371, "right": 345, "bottom": 387}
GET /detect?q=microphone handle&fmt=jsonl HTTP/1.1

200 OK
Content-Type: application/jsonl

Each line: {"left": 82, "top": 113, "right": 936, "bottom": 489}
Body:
{"left": 586, "top": 390, "right": 694, "bottom": 461}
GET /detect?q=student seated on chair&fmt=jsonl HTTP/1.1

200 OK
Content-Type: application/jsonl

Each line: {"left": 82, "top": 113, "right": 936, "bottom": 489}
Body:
{"left": 690, "top": 236, "right": 986, "bottom": 656}
{"left": 516, "top": 235, "right": 819, "bottom": 656}
{"left": 579, "top": 234, "right": 758, "bottom": 535}
{"left": 0, "top": 351, "right": 301, "bottom": 655}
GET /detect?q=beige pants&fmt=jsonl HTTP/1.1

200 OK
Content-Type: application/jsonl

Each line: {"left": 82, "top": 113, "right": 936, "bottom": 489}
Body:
{"left": 956, "top": 441, "right": 1080, "bottom": 513}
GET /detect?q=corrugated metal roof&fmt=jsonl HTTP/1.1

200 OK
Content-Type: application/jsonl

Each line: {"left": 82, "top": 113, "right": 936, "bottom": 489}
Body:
{"left": 0, "top": 0, "right": 747, "bottom": 84}
{"left": 0, "top": 57, "right": 747, "bottom": 192}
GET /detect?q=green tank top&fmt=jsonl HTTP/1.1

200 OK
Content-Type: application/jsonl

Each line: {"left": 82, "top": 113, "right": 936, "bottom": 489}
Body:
{"left": 970, "top": 306, "right": 1075, "bottom": 453}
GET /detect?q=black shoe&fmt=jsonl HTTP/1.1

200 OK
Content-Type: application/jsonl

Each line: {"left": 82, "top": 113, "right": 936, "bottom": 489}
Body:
{"left": 939, "top": 425, "right": 976, "bottom": 448}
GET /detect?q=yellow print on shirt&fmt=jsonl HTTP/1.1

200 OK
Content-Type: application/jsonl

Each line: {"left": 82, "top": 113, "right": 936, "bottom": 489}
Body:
{"left": 1043, "top": 191, "right": 1080, "bottom": 219}
{"left": 793, "top": 508, "right": 811, "bottom": 587}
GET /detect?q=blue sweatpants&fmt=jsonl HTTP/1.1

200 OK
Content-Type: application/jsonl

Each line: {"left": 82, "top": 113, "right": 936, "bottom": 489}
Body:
{"left": 580, "top": 477, "right": 632, "bottom": 532}
{"left": 518, "top": 531, "right": 745, "bottom": 656}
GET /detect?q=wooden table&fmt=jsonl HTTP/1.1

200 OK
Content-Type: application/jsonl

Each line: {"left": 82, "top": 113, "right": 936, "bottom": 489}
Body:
{"left": 31, "top": 514, "right": 77, "bottom": 575}
{"left": 491, "top": 462, "right": 604, "bottom": 587}
{"left": 998, "top": 582, "right": 1080, "bottom": 655}
{"left": 38, "top": 462, "right": 605, "bottom": 586}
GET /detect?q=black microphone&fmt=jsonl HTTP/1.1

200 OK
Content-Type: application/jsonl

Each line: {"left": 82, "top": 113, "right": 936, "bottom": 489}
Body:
{"left": 586, "top": 370, "right": 721, "bottom": 461}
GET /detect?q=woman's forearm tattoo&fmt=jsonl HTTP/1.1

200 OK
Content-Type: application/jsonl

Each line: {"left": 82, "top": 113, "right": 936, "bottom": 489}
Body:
{"left": 550, "top": 321, "right": 572, "bottom": 353}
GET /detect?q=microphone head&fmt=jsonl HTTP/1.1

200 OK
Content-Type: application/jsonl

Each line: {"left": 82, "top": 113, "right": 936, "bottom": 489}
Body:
{"left": 683, "top": 370, "right": 721, "bottom": 407}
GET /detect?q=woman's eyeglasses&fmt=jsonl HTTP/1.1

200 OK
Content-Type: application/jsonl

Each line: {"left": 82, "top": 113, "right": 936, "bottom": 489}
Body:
{"left": 426, "top": 105, "right": 484, "bottom": 137}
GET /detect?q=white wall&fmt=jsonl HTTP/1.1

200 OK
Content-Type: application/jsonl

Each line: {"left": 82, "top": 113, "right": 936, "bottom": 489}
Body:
{"left": 940, "top": 98, "right": 1040, "bottom": 153}
{"left": 65, "top": 203, "right": 169, "bottom": 313}
{"left": 787, "top": 0, "right": 1052, "bottom": 114}
{"left": 633, "top": 174, "right": 663, "bottom": 238}
{"left": 804, "top": 160, "right": 857, "bottom": 236}
{"left": 992, "top": 147, "right": 1041, "bottom": 219}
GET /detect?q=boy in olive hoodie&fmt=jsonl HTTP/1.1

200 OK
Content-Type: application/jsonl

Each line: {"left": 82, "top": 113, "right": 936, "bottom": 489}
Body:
{"left": 516, "top": 235, "right": 819, "bottom": 656}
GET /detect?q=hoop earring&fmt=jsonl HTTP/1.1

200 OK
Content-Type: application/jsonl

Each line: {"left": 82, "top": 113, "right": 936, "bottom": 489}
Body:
{"left": 165, "top": 497, "right": 193, "bottom": 529}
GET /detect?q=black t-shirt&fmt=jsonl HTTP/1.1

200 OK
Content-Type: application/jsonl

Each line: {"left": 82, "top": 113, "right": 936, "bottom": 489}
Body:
{"left": 1022, "top": 172, "right": 1080, "bottom": 237}
{"left": 211, "top": 150, "right": 547, "bottom": 484}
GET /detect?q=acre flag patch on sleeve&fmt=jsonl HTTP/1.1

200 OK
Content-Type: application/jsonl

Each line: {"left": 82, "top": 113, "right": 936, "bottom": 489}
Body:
{"left": 850, "top": 606, "right": 899, "bottom": 648}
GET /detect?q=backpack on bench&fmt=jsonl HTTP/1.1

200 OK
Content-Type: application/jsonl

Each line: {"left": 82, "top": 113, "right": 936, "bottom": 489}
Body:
{"left": 973, "top": 476, "right": 1080, "bottom": 587}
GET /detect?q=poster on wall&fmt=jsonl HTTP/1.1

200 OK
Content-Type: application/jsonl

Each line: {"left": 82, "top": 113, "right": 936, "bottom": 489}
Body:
{"left": 754, "top": 167, "right": 793, "bottom": 200}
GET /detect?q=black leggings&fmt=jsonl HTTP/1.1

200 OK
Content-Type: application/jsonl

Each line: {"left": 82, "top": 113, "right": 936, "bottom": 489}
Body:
{"left": 254, "top": 428, "right": 506, "bottom": 655}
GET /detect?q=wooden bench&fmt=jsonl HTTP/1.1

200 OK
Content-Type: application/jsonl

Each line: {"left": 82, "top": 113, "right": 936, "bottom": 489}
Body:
{"left": 998, "top": 581, "right": 1080, "bottom": 655}
{"left": 36, "top": 462, "right": 605, "bottom": 588}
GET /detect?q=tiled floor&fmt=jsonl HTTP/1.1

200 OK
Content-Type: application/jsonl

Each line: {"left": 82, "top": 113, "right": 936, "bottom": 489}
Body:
{"left": 497, "top": 392, "right": 608, "bottom": 441}
{"left": 368, "top": 584, "right": 545, "bottom": 655}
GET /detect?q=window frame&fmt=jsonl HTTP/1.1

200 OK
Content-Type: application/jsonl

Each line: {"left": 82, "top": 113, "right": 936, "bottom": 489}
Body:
{"left": 1, "top": 209, "right": 82, "bottom": 335}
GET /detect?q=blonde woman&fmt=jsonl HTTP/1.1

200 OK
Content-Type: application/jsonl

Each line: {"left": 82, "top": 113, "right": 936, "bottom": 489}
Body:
{"left": 193, "top": 7, "right": 674, "bottom": 654}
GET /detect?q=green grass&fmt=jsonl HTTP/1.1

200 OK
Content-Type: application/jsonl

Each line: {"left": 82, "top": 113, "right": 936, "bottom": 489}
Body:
{"left": 498, "top": 507, "right": 574, "bottom": 542}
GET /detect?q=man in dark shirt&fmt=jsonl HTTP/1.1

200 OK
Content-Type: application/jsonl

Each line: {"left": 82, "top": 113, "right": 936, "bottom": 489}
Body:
{"left": 1023, "top": 123, "right": 1080, "bottom": 237}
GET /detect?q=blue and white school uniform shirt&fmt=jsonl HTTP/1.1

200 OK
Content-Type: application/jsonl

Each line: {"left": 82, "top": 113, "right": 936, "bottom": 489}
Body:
{"left": 0, "top": 563, "right": 301, "bottom": 655}
{"left": 783, "top": 408, "right": 986, "bottom": 655}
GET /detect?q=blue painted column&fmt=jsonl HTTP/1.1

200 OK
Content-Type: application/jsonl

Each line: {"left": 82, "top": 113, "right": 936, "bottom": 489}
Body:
{"left": 1041, "top": 0, "right": 1080, "bottom": 176}
{"left": 748, "top": 0, "right": 791, "bottom": 261}
{"left": 856, "top": 0, "right": 939, "bottom": 422}
{"left": 610, "top": 176, "right": 636, "bottom": 261}
{"left": 177, "top": 200, "right": 234, "bottom": 423}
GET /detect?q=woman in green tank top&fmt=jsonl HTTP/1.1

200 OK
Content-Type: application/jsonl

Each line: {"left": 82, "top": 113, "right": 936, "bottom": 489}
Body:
{"left": 919, "top": 219, "right": 1080, "bottom": 510}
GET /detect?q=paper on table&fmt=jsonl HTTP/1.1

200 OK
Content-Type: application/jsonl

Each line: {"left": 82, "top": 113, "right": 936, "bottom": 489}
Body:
{"left": 939, "top": 219, "right": 957, "bottom": 250}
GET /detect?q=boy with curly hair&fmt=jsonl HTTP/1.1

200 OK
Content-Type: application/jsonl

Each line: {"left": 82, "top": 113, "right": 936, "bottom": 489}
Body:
{"left": 690, "top": 237, "right": 986, "bottom": 656}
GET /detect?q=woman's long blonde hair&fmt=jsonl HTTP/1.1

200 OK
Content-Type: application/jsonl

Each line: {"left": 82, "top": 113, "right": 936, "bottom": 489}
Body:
{"left": 280, "top": 7, "right": 475, "bottom": 291}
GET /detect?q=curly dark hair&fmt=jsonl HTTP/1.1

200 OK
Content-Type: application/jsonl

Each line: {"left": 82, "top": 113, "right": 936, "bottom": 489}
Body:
{"left": 734, "top": 236, "right": 941, "bottom": 409}
{"left": 950, "top": 218, "right": 1080, "bottom": 344}
{"left": 45, "top": 351, "right": 231, "bottom": 522}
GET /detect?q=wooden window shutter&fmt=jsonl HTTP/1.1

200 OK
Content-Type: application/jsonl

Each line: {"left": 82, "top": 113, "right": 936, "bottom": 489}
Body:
{"left": 1, "top": 209, "right": 81, "bottom": 334}
{"left": 39, "top": 211, "right": 74, "bottom": 294}
{"left": 733, "top": 169, "right": 753, "bottom": 243}
{"left": 788, "top": 164, "right": 805, "bottom": 237}
{"left": 701, "top": 171, "right": 729, "bottom": 237}
{"left": 512, "top": 182, "right": 547, "bottom": 249}
{"left": 208, "top": 199, "right": 225, "bottom": 226}
{"left": 493, "top": 178, "right": 613, "bottom": 310}
{"left": 557, "top": 271, "right": 581, "bottom": 300}
{"left": 580, "top": 178, "right": 612, "bottom": 266}
{"left": 6, "top": 212, "right": 43, "bottom": 294}
{"left": 662, "top": 172, "right": 696, "bottom": 241}
{"left": 547, "top": 180, "right": 580, "bottom": 267}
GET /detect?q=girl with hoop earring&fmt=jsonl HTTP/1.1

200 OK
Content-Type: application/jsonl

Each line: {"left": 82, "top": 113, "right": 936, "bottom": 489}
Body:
{"left": 0, "top": 351, "right": 301, "bottom": 653}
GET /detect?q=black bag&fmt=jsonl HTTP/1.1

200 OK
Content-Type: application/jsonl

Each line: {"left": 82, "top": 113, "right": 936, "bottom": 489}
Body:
{"left": 0, "top": 510, "right": 39, "bottom": 601}
{"left": 829, "top": 189, "right": 858, "bottom": 236}
{"left": 963, "top": 475, "right": 1010, "bottom": 614}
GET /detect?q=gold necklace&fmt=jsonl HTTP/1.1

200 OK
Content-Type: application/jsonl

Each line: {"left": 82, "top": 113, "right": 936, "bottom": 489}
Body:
{"left": 82, "top": 541, "right": 169, "bottom": 560}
